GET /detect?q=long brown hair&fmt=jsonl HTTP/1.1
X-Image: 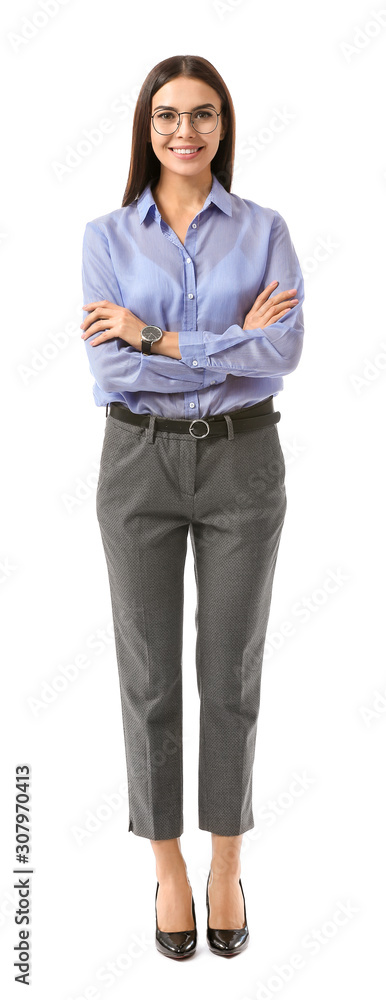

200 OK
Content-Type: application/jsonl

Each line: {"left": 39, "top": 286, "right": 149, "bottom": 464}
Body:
{"left": 121, "top": 54, "right": 236, "bottom": 207}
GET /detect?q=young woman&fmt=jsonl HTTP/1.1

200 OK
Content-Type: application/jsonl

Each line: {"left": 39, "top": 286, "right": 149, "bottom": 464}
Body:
{"left": 80, "top": 54, "right": 304, "bottom": 959}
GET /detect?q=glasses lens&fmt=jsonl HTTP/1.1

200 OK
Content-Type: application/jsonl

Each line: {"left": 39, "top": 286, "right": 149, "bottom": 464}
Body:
{"left": 192, "top": 109, "right": 218, "bottom": 133}
{"left": 153, "top": 108, "right": 219, "bottom": 134}
{"left": 153, "top": 111, "right": 179, "bottom": 134}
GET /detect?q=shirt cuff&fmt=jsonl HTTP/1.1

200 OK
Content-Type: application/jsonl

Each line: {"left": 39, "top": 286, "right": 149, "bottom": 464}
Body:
{"left": 178, "top": 329, "right": 207, "bottom": 369}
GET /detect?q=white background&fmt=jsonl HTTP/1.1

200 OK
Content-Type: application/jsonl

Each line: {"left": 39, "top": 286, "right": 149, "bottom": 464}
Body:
{"left": 1, "top": 0, "right": 385, "bottom": 997}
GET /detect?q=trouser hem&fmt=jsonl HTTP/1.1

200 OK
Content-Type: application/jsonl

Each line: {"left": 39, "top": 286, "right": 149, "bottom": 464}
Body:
{"left": 198, "top": 819, "right": 255, "bottom": 836}
{"left": 128, "top": 820, "right": 184, "bottom": 840}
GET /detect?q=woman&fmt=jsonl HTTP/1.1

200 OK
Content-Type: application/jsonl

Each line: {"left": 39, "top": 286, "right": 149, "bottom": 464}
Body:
{"left": 80, "top": 54, "right": 304, "bottom": 960}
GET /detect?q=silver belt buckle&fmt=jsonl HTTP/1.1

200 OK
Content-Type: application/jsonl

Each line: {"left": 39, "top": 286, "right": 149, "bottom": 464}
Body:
{"left": 188, "top": 418, "right": 210, "bottom": 439}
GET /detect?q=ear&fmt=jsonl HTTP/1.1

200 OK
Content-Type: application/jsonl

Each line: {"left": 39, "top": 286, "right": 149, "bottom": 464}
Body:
{"left": 220, "top": 116, "right": 227, "bottom": 141}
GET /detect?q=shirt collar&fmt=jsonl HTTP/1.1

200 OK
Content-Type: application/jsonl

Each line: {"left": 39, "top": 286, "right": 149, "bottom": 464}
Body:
{"left": 136, "top": 173, "right": 233, "bottom": 224}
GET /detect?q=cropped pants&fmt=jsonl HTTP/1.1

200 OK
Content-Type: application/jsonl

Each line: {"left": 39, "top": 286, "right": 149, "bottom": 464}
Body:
{"left": 95, "top": 399, "right": 287, "bottom": 840}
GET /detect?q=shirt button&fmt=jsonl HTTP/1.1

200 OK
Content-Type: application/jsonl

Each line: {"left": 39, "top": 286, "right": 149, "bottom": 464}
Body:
{"left": 192, "top": 223, "right": 197, "bottom": 228}
{"left": 210, "top": 380, "right": 215, "bottom": 385}
{"left": 188, "top": 293, "right": 194, "bottom": 299}
{"left": 189, "top": 402, "right": 195, "bottom": 408}
{"left": 192, "top": 360, "right": 198, "bottom": 366}
{"left": 186, "top": 258, "right": 191, "bottom": 264}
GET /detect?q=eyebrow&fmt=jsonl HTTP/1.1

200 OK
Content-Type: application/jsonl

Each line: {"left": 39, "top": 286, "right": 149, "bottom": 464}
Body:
{"left": 153, "top": 103, "right": 218, "bottom": 112}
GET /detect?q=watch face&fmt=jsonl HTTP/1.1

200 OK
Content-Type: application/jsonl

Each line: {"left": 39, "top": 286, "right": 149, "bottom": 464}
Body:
{"left": 143, "top": 326, "right": 162, "bottom": 342}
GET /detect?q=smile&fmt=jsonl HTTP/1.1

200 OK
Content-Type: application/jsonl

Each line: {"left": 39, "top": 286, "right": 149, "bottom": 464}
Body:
{"left": 169, "top": 147, "right": 204, "bottom": 158}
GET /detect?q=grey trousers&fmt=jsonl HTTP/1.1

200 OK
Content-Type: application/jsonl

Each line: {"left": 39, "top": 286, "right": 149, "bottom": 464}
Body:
{"left": 95, "top": 401, "right": 287, "bottom": 840}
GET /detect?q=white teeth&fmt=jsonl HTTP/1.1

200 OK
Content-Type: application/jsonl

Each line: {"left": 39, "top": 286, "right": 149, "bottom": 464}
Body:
{"left": 171, "top": 148, "right": 201, "bottom": 154}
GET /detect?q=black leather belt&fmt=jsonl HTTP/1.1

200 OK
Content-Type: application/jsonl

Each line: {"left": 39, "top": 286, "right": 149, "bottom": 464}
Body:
{"left": 107, "top": 396, "right": 280, "bottom": 438}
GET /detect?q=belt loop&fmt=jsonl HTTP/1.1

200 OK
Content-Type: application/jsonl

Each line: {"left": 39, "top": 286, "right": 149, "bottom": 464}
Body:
{"left": 146, "top": 414, "right": 156, "bottom": 443}
{"left": 105, "top": 403, "right": 110, "bottom": 418}
{"left": 223, "top": 414, "right": 234, "bottom": 441}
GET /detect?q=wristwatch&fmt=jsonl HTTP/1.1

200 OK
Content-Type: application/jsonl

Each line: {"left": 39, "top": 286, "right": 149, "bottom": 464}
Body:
{"left": 141, "top": 325, "right": 163, "bottom": 354}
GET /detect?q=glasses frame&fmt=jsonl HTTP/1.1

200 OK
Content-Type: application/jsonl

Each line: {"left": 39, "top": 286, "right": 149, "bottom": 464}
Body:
{"left": 151, "top": 107, "right": 222, "bottom": 136}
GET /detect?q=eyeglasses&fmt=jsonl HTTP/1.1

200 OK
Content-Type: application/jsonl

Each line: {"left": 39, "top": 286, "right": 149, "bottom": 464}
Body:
{"left": 151, "top": 107, "right": 222, "bottom": 135}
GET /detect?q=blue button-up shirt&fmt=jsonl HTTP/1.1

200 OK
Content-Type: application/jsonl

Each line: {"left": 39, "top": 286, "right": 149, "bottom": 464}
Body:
{"left": 81, "top": 173, "right": 304, "bottom": 417}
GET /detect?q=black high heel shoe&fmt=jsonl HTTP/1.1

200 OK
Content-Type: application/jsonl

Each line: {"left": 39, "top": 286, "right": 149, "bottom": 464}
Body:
{"left": 206, "top": 869, "right": 249, "bottom": 956}
{"left": 155, "top": 880, "right": 197, "bottom": 959}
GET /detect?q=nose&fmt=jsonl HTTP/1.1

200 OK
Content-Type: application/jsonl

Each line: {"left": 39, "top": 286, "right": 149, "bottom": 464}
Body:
{"left": 174, "top": 112, "right": 196, "bottom": 136}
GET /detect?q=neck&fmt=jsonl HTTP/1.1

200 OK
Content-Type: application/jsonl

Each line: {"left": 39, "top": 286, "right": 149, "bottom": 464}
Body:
{"left": 152, "top": 167, "right": 213, "bottom": 212}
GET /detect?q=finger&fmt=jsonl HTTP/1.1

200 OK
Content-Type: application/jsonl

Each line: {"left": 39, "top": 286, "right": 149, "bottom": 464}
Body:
{"left": 255, "top": 285, "right": 297, "bottom": 305}
{"left": 262, "top": 299, "right": 298, "bottom": 319}
{"left": 83, "top": 305, "right": 115, "bottom": 317}
{"left": 256, "top": 306, "right": 293, "bottom": 329}
{"left": 81, "top": 320, "right": 114, "bottom": 340}
{"left": 87, "top": 330, "right": 117, "bottom": 346}
{"left": 274, "top": 307, "right": 292, "bottom": 320}
{"left": 255, "top": 283, "right": 279, "bottom": 302}
{"left": 270, "top": 296, "right": 298, "bottom": 311}
{"left": 249, "top": 301, "right": 295, "bottom": 328}
{"left": 271, "top": 290, "right": 298, "bottom": 304}
{"left": 275, "top": 297, "right": 298, "bottom": 309}
{"left": 81, "top": 306, "right": 115, "bottom": 329}
{"left": 258, "top": 294, "right": 298, "bottom": 317}
{"left": 82, "top": 300, "right": 113, "bottom": 309}
{"left": 263, "top": 289, "right": 297, "bottom": 307}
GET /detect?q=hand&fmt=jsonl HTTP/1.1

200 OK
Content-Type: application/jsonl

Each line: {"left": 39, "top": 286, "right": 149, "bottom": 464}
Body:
{"left": 80, "top": 300, "right": 147, "bottom": 351}
{"left": 243, "top": 281, "right": 299, "bottom": 330}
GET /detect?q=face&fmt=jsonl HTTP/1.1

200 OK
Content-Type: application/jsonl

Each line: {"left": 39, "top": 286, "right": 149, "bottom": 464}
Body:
{"left": 149, "top": 76, "right": 226, "bottom": 180}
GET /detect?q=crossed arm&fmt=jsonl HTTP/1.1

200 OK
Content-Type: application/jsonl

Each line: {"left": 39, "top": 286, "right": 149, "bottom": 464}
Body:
{"left": 80, "top": 216, "right": 304, "bottom": 394}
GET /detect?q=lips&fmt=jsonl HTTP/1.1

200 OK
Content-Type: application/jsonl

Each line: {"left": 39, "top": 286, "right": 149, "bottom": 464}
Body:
{"left": 168, "top": 146, "right": 205, "bottom": 159}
